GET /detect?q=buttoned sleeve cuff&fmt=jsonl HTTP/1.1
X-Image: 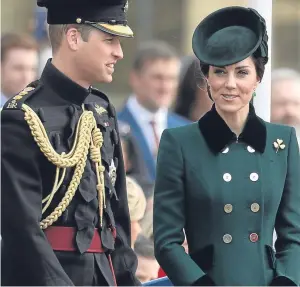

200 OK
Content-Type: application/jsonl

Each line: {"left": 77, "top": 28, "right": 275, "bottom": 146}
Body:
{"left": 192, "top": 274, "right": 216, "bottom": 286}
{"left": 270, "top": 275, "right": 298, "bottom": 286}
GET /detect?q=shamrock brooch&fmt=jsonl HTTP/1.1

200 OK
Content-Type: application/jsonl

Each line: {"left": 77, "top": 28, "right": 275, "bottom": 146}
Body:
{"left": 273, "top": 139, "right": 285, "bottom": 153}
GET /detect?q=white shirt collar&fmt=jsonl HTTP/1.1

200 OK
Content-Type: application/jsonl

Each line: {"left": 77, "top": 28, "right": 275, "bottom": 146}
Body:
{"left": 1, "top": 92, "right": 9, "bottom": 107}
{"left": 127, "top": 95, "right": 168, "bottom": 126}
{"left": 127, "top": 95, "right": 168, "bottom": 155}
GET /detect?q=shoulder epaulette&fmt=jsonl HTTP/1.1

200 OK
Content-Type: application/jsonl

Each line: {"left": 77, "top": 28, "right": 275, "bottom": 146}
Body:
{"left": 3, "top": 81, "right": 41, "bottom": 110}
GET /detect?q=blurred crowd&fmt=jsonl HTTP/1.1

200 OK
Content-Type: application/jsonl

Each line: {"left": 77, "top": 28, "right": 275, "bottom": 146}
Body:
{"left": 1, "top": 17, "right": 300, "bottom": 284}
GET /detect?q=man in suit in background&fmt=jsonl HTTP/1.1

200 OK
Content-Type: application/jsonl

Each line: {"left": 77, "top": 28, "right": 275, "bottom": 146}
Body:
{"left": 118, "top": 40, "right": 190, "bottom": 182}
{"left": 1, "top": 33, "right": 39, "bottom": 107}
{"left": 271, "top": 68, "right": 300, "bottom": 144}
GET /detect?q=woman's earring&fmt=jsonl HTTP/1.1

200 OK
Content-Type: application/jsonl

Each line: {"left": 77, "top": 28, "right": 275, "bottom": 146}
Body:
{"left": 252, "top": 89, "right": 256, "bottom": 97}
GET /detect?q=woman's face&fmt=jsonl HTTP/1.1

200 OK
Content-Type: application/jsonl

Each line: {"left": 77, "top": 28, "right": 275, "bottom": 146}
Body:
{"left": 207, "top": 57, "right": 259, "bottom": 114}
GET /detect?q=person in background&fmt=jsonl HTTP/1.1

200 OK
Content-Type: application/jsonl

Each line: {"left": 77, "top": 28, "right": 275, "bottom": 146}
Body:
{"left": 118, "top": 40, "right": 190, "bottom": 182}
{"left": 174, "top": 55, "right": 212, "bottom": 121}
{"left": 271, "top": 68, "right": 300, "bottom": 143}
{"left": 1, "top": 33, "right": 39, "bottom": 107}
{"left": 134, "top": 234, "right": 160, "bottom": 284}
{"left": 126, "top": 176, "right": 147, "bottom": 248}
{"left": 140, "top": 199, "right": 154, "bottom": 240}
{"left": 119, "top": 120, "right": 154, "bottom": 198}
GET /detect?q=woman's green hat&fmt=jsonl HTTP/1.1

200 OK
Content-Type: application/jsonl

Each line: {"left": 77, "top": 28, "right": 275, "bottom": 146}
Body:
{"left": 192, "top": 6, "right": 268, "bottom": 66}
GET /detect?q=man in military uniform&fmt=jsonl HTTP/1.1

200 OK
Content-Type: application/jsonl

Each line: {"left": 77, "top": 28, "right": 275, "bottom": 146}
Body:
{"left": 1, "top": 0, "right": 140, "bottom": 285}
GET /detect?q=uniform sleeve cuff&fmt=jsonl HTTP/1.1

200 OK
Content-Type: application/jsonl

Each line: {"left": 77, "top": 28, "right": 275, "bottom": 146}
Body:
{"left": 192, "top": 274, "right": 215, "bottom": 286}
{"left": 270, "top": 275, "right": 297, "bottom": 286}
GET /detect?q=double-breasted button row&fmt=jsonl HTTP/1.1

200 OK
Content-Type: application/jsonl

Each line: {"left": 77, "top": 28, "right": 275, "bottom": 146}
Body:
{"left": 222, "top": 233, "right": 259, "bottom": 244}
{"left": 223, "top": 203, "right": 260, "bottom": 214}
{"left": 221, "top": 146, "right": 256, "bottom": 154}
{"left": 221, "top": 145, "right": 258, "bottom": 182}
{"left": 222, "top": 172, "right": 259, "bottom": 182}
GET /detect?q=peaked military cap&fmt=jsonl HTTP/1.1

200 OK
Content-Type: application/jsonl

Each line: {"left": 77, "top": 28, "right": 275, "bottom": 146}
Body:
{"left": 37, "top": 0, "right": 133, "bottom": 37}
{"left": 192, "top": 6, "right": 268, "bottom": 66}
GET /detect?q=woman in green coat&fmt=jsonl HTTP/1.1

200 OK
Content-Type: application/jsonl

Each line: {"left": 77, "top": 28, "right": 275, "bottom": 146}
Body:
{"left": 153, "top": 6, "right": 300, "bottom": 286}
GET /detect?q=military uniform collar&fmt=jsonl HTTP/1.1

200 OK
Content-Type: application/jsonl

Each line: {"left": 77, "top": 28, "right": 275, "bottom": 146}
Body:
{"left": 40, "top": 59, "right": 91, "bottom": 106}
{"left": 198, "top": 103, "right": 266, "bottom": 154}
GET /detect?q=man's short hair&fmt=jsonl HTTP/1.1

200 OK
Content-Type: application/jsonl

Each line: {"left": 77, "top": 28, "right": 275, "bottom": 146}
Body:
{"left": 48, "top": 24, "right": 94, "bottom": 54}
{"left": 132, "top": 40, "right": 178, "bottom": 72}
{"left": 271, "top": 68, "right": 300, "bottom": 83}
{"left": 1, "top": 33, "right": 38, "bottom": 62}
{"left": 134, "top": 234, "right": 155, "bottom": 259}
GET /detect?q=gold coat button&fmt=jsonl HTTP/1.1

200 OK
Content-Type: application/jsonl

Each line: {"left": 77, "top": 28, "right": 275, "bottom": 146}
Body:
{"left": 251, "top": 203, "right": 260, "bottom": 212}
{"left": 223, "top": 234, "right": 232, "bottom": 244}
{"left": 224, "top": 204, "right": 233, "bottom": 213}
{"left": 250, "top": 233, "right": 259, "bottom": 242}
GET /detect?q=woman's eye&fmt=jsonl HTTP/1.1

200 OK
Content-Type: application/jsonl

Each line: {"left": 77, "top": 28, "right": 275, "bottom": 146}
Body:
{"left": 238, "top": 70, "right": 249, "bottom": 76}
{"left": 214, "top": 69, "right": 226, "bottom": 74}
{"left": 105, "top": 38, "right": 113, "bottom": 43}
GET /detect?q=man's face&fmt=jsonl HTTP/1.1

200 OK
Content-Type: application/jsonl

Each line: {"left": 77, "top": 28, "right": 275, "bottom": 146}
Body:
{"left": 1, "top": 48, "right": 38, "bottom": 97}
{"left": 75, "top": 29, "right": 124, "bottom": 84}
{"left": 130, "top": 58, "right": 180, "bottom": 112}
{"left": 271, "top": 79, "right": 300, "bottom": 127}
{"left": 136, "top": 255, "right": 160, "bottom": 283}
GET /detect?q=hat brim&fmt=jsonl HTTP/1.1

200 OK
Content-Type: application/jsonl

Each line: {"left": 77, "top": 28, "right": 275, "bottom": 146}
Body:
{"left": 90, "top": 23, "right": 134, "bottom": 38}
{"left": 192, "top": 7, "right": 264, "bottom": 67}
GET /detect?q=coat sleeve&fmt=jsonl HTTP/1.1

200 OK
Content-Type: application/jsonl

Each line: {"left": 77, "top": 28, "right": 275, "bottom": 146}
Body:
{"left": 1, "top": 109, "right": 74, "bottom": 286}
{"left": 110, "top": 116, "right": 140, "bottom": 286}
{"left": 272, "top": 127, "right": 300, "bottom": 286}
{"left": 153, "top": 129, "right": 215, "bottom": 286}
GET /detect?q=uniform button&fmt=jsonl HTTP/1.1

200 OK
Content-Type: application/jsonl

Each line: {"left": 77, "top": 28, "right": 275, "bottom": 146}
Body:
{"left": 224, "top": 204, "right": 233, "bottom": 213}
{"left": 247, "top": 146, "right": 255, "bottom": 153}
{"left": 250, "top": 233, "right": 259, "bottom": 242}
{"left": 250, "top": 172, "right": 259, "bottom": 182}
{"left": 223, "top": 234, "right": 232, "bottom": 244}
{"left": 223, "top": 173, "right": 232, "bottom": 182}
{"left": 222, "top": 147, "right": 229, "bottom": 154}
{"left": 251, "top": 203, "right": 260, "bottom": 213}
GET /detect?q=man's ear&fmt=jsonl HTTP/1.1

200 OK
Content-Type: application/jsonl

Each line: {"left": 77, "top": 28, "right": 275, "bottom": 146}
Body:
{"left": 65, "top": 28, "right": 81, "bottom": 51}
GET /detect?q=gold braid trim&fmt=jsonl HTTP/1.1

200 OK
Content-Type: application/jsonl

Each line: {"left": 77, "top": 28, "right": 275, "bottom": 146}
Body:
{"left": 90, "top": 128, "right": 106, "bottom": 227}
{"left": 23, "top": 104, "right": 93, "bottom": 168}
{"left": 21, "top": 104, "right": 106, "bottom": 230}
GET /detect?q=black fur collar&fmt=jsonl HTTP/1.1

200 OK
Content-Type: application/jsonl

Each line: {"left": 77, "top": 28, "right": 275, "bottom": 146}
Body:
{"left": 198, "top": 104, "right": 266, "bottom": 154}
